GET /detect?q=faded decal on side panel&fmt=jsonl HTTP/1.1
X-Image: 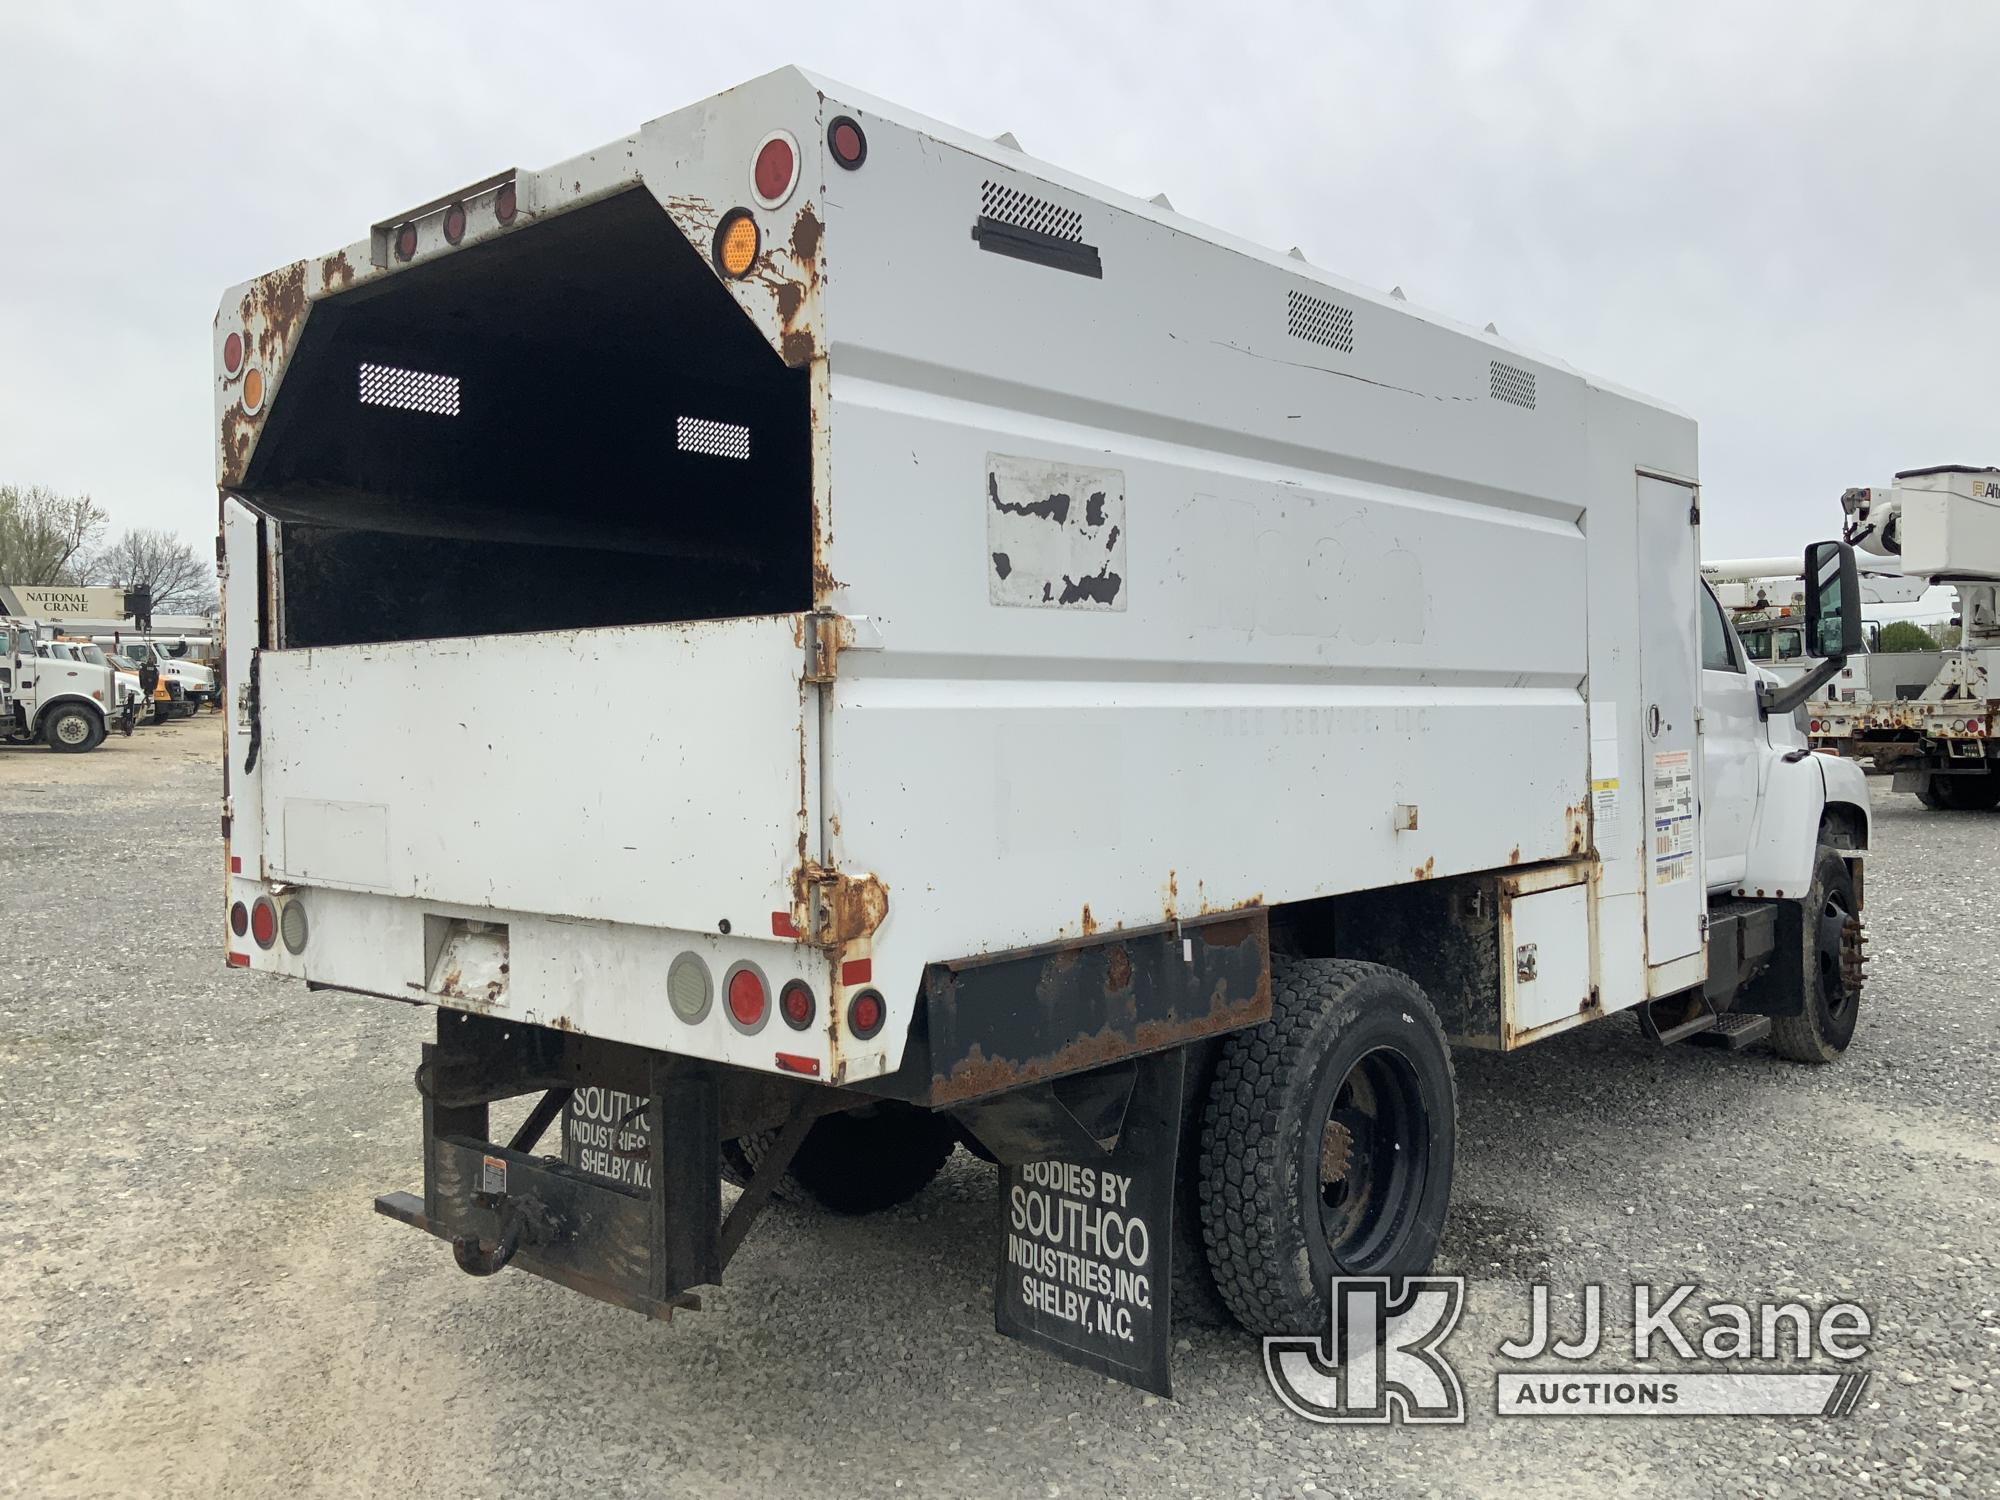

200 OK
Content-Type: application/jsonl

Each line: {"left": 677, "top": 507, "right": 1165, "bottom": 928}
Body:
{"left": 987, "top": 453, "right": 1127, "bottom": 611}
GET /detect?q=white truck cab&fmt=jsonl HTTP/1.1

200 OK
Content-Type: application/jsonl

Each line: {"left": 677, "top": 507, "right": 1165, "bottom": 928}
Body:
{"left": 119, "top": 638, "right": 216, "bottom": 715}
{"left": 3, "top": 618, "right": 124, "bottom": 751}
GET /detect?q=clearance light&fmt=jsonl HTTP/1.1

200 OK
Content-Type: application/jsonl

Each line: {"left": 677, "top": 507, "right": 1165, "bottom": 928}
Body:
{"left": 250, "top": 897, "right": 278, "bottom": 950}
{"left": 394, "top": 222, "right": 418, "bottom": 261}
{"left": 714, "top": 210, "right": 759, "bottom": 277}
{"left": 779, "top": 980, "right": 815, "bottom": 1031}
{"left": 443, "top": 202, "right": 467, "bottom": 245}
{"left": 241, "top": 367, "right": 265, "bottom": 415}
{"left": 847, "top": 989, "right": 886, "bottom": 1041}
{"left": 751, "top": 131, "right": 800, "bottom": 208}
{"left": 828, "top": 116, "right": 867, "bottom": 170}
{"left": 223, "top": 332, "right": 244, "bottom": 375}
{"left": 494, "top": 183, "right": 518, "bottom": 224}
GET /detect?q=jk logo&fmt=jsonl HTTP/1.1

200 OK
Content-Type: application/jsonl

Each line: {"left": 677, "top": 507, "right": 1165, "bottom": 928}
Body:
{"left": 1263, "top": 1277, "right": 1467, "bottom": 1424}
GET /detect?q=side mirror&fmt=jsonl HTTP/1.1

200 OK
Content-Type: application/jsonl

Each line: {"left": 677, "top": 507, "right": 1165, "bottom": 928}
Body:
{"left": 1760, "top": 540, "right": 1862, "bottom": 717}
{"left": 1805, "top": 539, "right": 1863, "bottom": 659}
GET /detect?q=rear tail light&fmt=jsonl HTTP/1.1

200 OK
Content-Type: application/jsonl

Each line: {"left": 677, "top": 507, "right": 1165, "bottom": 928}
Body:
{"left": 280, "top": 899, "right": 309, "bottom": 955}
{"left": 847, "top": 989, "right": 886, "bottom": 1041}
{"left": 1809, "top": 720, "right": 1823, "bottom": 734}
{"left": 229, "top": 901, "right": 249, "bottom": 937}
{"left": 725, "top": 963, "right": 769, "bottom": 1032}
{"left": 828, "top": 116, "right": 867, "bottom": 170}
{"left": 249, "top": 897, "right": 278, "bottom": 950}
{"left": 779, "top": 980, "right": 815, "bottom": 1031}
{"left": 751, "top": 130, "right": 800, "bottom": 208}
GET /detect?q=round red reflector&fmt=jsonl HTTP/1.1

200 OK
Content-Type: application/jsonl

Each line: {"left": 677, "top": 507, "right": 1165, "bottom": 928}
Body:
{"left": 494, "top": 183, "right": 517, "bottom": 223}
{"left": 222, "top": 331, "right": 243, "bottom": 375}
{"left": 848, "top": 989, "right": 885, "bottom": 1040}
{"left": 753, "top": 134, "right": 797, "bottom": 206}
{"left": 230, "top": 901, "right": 249, "bottom": 937}
{"left": 728, "top": 967, "right": 767, "bottom": 1027}
{"left": 443, "top": 203, "right": 467, "bottom": 245}
{"left": 1809, "top": 720, "right": 1822, "bottom": 733}
{"left": 779, "top": 980, "right": 815, "bottom": 1031}
{"left": 828, "top": 116, "right": 867, "bottom": 170}
{"left": 395, "top": 223, "right": 418, "bottom": 261}
{"left": 250, "top": 897, "right": 277, "bottom": 950}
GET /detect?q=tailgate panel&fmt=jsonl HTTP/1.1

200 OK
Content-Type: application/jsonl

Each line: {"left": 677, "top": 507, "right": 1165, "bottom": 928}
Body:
{"left": 256, "top": 616, "right": 810, "bottom": 931}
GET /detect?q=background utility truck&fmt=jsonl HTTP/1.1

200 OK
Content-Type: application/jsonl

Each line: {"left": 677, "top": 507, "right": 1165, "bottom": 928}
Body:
{"left": 1809, "top": 467, "right": 2000, "bottom": 808}
{"left": 216, "top": 69, "right": 1873, "bottom": 1396}
{"left": 3, "top": 617, "right": 133, "bottom": 751}
{"left": 1703, "top": 557, "right": 1938, "bottom": 703}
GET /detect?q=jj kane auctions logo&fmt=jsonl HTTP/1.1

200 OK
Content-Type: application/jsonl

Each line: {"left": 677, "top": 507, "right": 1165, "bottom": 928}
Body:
{"left": 1266, "top": 1279, "right": 1873, "bottom": 1424}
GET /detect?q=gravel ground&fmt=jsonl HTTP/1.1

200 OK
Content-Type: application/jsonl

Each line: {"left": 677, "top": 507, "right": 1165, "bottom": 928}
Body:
{"left": 3, "top": 714, "right": 1995, "bottom": 1499}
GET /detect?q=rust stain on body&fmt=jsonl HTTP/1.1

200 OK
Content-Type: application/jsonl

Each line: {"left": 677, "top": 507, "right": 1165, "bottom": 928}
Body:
{"left": 319, "top": 250, "right": 355, "bottom": 292}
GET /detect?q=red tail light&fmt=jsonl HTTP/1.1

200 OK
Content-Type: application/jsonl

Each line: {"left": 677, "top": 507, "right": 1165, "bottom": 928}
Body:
{"left": 847, "top": 989, "right": 885, "bottom": 1040}
{"left": 250, "top": 897, "right": 277, "bottom": 950}
{"left": 779, "top": 980, "right": 815, "bottom": 1031}
{"left": 229, "top": 901, "right": 249, "bottom": 937}
{"left": 726, "top": 965, "right": 768, "bottom": 1031}
{"left": 828, "top": 116, "right": 867, "bottom": 170}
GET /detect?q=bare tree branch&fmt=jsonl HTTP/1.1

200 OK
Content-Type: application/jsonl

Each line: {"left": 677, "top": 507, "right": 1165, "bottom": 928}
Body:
{"left": 0, "top": 485, "right": 108, "bottom": 584}
{"left": 86, "top": 528, "right": 219, "bottom": 615}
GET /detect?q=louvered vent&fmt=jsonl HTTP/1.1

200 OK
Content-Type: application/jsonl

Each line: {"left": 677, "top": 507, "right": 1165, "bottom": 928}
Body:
{"left": 358, "top": 362, "right": 460, "bottom": 416}
{"left": 1490, "top": 360, "right": 1536, "bottom": 410}
{"left": 979, "top": 181, "right": 1084, "bottom": 243}
{"left": 1288, "top": 290, "right": 1355, "bottom": 353}
{"left": 677, "top": 415, "right": 751, "bottom": 460}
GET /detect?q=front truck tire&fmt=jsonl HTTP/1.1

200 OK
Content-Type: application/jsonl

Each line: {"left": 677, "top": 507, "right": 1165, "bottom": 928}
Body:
{"left": 42, "top": 704, "right": 103, "bottom": 753}
{"left": 732, "top": 1103, "right": 959, "bottom": 1215}
{"left": 1197, "top": 959, "right": 1456, "bottom": 1335}
{"left": 1768, "top": 845, "right": 1863, "bottom": 1064}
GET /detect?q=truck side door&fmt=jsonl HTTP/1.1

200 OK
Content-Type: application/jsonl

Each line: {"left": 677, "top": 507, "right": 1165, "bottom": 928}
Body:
{"left": 1697, "top": 581, "right": 1759, "bottom": 888}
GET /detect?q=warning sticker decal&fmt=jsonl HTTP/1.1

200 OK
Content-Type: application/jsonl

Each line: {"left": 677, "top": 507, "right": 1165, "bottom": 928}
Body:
{"left": 1651, "top": 749, "right": 1695, "bottom": 886}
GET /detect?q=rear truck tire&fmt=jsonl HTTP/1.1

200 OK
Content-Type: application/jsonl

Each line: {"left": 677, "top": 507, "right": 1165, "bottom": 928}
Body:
{"left": 1198, "top": 958, "right": 1456, "bottom": 1336}
{"left": 736, "top": 1103, "right": 958, "bottom": 1215}
{"left": 42, "top": 704, "right": 103, "bottom": 753}
{"left": 1768, "top": 845, "right": 1863, "bottom": 1064}
{"left": 1915, "top": 768, "right": 2000, "bottom": 810}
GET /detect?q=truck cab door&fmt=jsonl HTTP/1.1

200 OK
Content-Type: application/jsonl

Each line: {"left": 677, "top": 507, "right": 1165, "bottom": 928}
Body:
{"left": 1697, "top": 581, "right": 1760, "bottom": 888}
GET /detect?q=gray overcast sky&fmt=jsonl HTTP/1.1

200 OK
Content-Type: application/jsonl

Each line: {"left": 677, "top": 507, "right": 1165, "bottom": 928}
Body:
{"left": 2, "top": 1, "right": 1994, "bottom": 560}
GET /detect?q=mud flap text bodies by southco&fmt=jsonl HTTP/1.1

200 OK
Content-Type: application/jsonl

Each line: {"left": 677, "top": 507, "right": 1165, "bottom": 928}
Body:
{"left": 994, "top": 1050, "right": 1184, "bottom": 1397}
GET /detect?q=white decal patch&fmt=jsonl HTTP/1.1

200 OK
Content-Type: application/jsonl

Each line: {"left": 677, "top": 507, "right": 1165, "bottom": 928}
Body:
{"left": 1651, "top": 749, "right": 1694, "bottom": 885}
{"left": 987, "top": 453, "right": 1126, "bottom": 611}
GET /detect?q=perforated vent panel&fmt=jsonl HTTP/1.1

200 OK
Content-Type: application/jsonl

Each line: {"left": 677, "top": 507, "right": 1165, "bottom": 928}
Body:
{"left": 676, "top": 415, "right": 751, "bottom": 460}
{"left": 1288, "top": 290, "right": 1355, "bottom": 353}
{"left": 358, "top": 362, "right": 461, "bottom": 416}
{"left": 980, "top": 181, "right": 1084, "bottom": 243}
{"left": 1490, "top": 360, "right": 1536, "bottom": 410}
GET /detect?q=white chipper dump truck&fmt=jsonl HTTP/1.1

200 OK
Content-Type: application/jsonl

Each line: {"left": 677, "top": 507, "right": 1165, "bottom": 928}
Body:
{"left": 216, "top": 68, "right": 1873, "bottom": 1395}
{"left": 1807, "top": 468, "right": 2000, "bottom": 809}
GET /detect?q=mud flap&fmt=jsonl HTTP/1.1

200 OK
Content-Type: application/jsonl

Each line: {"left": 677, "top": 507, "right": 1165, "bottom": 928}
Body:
{"left": 993, "top": 1049, "right": 1184, "bottom": 1397}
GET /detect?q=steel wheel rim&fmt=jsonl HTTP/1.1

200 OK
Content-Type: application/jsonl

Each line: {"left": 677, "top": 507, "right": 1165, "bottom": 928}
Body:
{"left": 54, "top": 716, "right": 88, "bottom": 744}
{"left": 1818, "top": 888, "right": 1858, "bottom": 1025}
{"left": 1315, "top": 1045, "right": 1429, "bottom": 1272}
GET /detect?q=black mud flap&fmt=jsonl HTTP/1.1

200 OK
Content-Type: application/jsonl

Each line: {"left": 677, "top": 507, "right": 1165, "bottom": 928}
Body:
{"left": 994, "top": 1049, "right": 1184, "bottom": 1397}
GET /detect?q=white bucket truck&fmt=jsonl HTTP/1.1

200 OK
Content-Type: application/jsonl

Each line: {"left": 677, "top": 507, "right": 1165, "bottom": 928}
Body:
{"left": 214, "top": 70, "right": 1872, "bottom": 1394}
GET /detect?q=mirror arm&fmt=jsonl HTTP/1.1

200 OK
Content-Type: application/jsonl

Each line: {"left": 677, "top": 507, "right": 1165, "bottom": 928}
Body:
{"left": 1758, "top": 654, "right": 1847, "bottom": 719}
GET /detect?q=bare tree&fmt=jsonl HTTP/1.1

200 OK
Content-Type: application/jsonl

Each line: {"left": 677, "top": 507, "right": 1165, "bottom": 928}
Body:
{"left": 0, "top": 484, "right": 108, "bottom": 584}
{"left": 88, "top": 528, "right": 219, "bottom": 615}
